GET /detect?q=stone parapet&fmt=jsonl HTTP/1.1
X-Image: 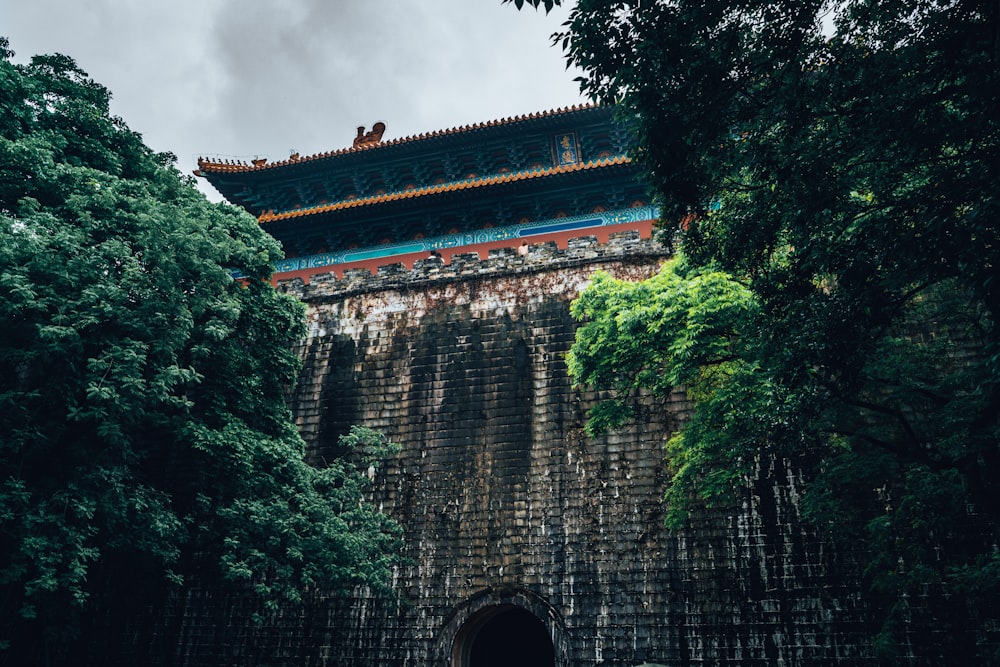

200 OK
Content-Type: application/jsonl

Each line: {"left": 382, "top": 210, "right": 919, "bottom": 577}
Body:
{"left": 277, "top": 231, "right": 668, "bottom": 301}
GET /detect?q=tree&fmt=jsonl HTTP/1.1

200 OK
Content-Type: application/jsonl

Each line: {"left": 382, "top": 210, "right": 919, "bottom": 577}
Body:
{"left": 0, "top": 40, "right": 401, "bottom": 663}
{"left": 511, "top": 0, "right": 1000, "bottom": 661}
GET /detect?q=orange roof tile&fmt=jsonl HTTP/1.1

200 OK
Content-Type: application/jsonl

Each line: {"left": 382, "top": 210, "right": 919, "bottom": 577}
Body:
{"left": 257, "top": 155, "right": 631, "bottom": 224}
{"left": 197, "top": 104, "right": 600, "bottom": 175}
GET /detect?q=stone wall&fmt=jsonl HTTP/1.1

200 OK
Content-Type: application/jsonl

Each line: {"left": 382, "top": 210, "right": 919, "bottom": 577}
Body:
{"left": 162, "top": 232, "right": 874, "bottom": 666}
{"left": 270, "top": 232, "right": 870, "bottom": 666}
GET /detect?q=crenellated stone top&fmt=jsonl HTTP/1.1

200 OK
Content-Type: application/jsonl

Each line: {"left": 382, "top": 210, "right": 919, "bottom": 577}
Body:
{"left": 278, "top": 231, "right": 670, "bottom": 302}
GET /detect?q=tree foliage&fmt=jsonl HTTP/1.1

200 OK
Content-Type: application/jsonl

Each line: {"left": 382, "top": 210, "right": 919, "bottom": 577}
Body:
{"left": 0, "top": 39, "right": 400, "bottom": 662}
{"left": 513, "top": 0, "right": 1000, "bottom": 661}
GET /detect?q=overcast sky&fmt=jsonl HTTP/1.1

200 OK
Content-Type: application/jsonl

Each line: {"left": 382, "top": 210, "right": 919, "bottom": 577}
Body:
{"left": 3, "top": 0, "right": 586, "bottom": 201}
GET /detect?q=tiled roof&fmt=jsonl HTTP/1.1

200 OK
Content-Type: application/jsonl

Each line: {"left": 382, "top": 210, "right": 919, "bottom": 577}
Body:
{"left": 196, "top": 104, "right": 599, "bottom": 175}
{"left": 257, "top": 155, "right": 630, "bottom": 223}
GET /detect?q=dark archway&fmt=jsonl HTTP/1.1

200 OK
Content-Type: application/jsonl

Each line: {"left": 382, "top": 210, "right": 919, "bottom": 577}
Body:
{"left": 439, "top": 589, "right": 566, "bottom": 667}
{"left": 465, "top": 606, "right": 554, "bottom": 667}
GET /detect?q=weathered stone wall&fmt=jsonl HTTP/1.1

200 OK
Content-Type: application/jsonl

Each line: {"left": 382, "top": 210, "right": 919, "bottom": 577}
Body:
{"left": 157, "top": 232, "right": 874, "bottom": 666}
{"left": 269, "top": 232, "right": 871, "bottom": 666}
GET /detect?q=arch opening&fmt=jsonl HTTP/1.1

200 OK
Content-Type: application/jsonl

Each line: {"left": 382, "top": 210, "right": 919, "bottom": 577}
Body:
{"left": 455, "top": 605, "right": 555, "bottom": 667}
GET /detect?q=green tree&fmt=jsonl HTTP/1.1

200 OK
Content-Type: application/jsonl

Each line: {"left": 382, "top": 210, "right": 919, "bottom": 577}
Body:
{"left": 512, "top": 0, "right": 1000, "bottom": 661}
{"left": 0, "top": 40, "right": 400, "bottom": 663}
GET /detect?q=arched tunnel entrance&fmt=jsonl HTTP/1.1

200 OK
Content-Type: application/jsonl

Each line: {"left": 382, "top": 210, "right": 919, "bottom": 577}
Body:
{"left": 453, "top": 605, "right": 555, "bottom": 667}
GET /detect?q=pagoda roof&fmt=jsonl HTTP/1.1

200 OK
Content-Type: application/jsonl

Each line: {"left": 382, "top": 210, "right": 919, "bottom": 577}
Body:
{"left": 257, "top": 155, "right": 631, "bottom": 224}
{"left": 196, "top": 104, "right": 635, "bottom": 222}
{"left": 195, "top": 103, "right": 654, "bottom": 282}
{"left": 195, "top": 103, "right": 601, "bottom": 176}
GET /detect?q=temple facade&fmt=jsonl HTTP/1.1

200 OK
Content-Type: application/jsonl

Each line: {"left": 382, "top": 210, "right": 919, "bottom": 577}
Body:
{"left": 197, "top": 105, "right": 658, "bottom": 285}
{"left": 192, "top": 107, "right": 873, "bottom": 666}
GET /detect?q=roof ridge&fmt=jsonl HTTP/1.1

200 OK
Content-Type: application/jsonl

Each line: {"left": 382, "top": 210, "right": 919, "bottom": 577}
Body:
{"left": 196, "top": 103, "right": 601, "bottom": 175}
{"left": 258, "top": 154, "right": 630, "bottom": 224}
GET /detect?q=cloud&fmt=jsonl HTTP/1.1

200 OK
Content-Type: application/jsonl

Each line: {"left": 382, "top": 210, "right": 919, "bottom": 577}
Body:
{"left": 4, "top": 0, "right": 584, "bottom": 200}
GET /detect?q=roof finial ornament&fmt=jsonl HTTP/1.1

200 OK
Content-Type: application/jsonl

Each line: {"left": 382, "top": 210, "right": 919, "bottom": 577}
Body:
{"left": 353, "top": 121, "right": 386, "bottom": 148}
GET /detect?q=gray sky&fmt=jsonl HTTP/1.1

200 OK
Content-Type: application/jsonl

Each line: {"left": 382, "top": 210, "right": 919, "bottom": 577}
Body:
{"left": 3, "top": 0, "right": 585, "bottom": 201}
